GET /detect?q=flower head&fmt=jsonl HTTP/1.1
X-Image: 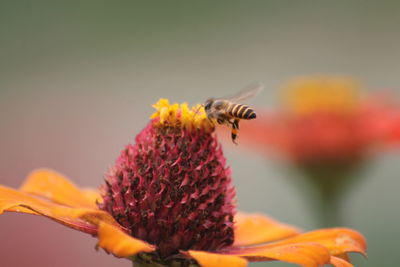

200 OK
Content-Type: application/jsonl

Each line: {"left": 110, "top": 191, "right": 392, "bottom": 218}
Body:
{"left": 0, "top": 98, "right": 367, "bottom": 266}
{"left": 100, "top": 98, "right": 235, "bottom": 257}
{"left": 282, "top": 76, "right": 360, "bottom": 115}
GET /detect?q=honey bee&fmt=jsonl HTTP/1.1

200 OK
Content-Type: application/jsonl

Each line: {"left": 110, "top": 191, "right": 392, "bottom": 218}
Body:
{"left": 204, "top": 83, "right": 263, "bottom": 144}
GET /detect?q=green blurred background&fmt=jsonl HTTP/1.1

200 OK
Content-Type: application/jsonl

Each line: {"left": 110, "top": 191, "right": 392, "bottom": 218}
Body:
{"left": 1, "top": 1, "right": 399, "bottom": 266}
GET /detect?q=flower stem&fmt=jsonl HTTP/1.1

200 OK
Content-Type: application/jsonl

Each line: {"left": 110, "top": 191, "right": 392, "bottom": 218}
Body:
{"left": 311, "top": 182, "right": 343, "bottom": 227}
{"left": 295, "top": 161, "right": 362, "bottom": 227}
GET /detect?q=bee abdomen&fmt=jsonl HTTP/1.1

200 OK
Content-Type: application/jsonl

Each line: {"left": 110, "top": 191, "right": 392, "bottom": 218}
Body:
{"left": 229, "top": 104, "right": 256, "bottom": 119}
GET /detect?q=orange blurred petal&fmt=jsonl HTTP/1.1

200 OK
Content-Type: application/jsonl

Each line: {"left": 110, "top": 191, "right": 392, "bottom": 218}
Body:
{"left": 227, "top": 242, "right": 330, "bottom": 267}
{"left": 274, "top": 228, "right": 367, "bottom": 256}
{"left": 330, "top": 256, "right": 353, "bottom": 267}
{"left": 333, "top": 253, "right": 351, "bottom": 262}
{"left": 234, "top": 212, "right": 301, "bottom": 246}
{"left": 20, "top": 169, "right": 98, "bottom": 209}
{"left": 97, "top": 222, "right": 154, "bottom": 258}
{"left": 187, "top": 250, "right": 247, "bottom": 267}
{"left": 0, "top": 185, "right": 116, "bottom": 234}
{"left": 224, "top": 228, "right": 366, "bottom": 267}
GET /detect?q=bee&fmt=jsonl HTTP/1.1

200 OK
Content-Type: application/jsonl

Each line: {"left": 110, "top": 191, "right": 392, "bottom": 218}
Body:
{"left": 204, "top": 83, "right": 263, "bottom": 144}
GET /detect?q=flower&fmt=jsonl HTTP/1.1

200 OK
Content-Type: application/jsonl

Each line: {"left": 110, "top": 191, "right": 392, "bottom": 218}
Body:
{"left": 238, "top": 76, "right": 400, "bottom": 165}
{"left": 0, "top": 99, "right": 366, "bottom": 266}
{"left": 236, "top": 76, "right": 400, "bottom": 226}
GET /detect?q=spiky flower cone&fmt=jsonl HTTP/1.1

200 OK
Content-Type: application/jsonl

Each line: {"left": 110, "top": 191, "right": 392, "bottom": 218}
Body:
{"left": 99, "top": 99, "right": 236, "bottom": 262}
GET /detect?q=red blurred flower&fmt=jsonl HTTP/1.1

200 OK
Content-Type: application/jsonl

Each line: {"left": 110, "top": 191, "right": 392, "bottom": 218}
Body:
{"left": 239, "top": 76, "right": 400, "bottom": 165}
{"left": 0, "top": 99, "right": 366, "bottom": 266}
{"left": 236, "top": 76, "right": 400, "bottom": 226}
{"left": 239, "top": 76, "right": 400, "bottom": 164}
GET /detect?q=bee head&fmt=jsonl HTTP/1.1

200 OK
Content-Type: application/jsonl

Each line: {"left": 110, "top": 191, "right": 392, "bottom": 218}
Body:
{"left": 204, "top": 98, "right": 214, "bottom": 111}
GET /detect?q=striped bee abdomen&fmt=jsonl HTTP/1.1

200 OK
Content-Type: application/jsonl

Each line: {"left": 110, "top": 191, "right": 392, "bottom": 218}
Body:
{"left": 228, "top": 104, "right": 256, "bottom": 119}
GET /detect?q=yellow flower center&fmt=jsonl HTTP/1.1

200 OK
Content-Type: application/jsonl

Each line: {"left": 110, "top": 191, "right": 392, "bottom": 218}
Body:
{"left": 282, "top": 76, "right": 360, "bottom": 114}
{"left": 150, "top": 98, "right": 214, "bottom": 131}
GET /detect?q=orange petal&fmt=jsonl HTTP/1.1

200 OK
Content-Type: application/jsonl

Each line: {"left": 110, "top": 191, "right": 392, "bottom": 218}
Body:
{"left": 0, "top": 185, "right": 116, "bottom": 234}
{"left": 227, "top": 242, "right": 330, "bottom": 267}
{"left": 330, "top": 256, "right": 353, "bottom": 267}
{"left": 333, "top": 253, "right": 351, "bottom": 262}
{"left": 5, "top": 203, "right": 39, "bottom": 215}
{"left": 273, "top": 228, "right": 367, "bottom": 256}
{"left": 187, "top": 250, "right": 248, "bottom": 267}
{"left": 226, "top": 228, "right": 366, "bottom": 266}
{"left": 81, "top": 188, "right": 103, "bottom": 205}
{"left": 234, "top": 212, "right": 301, "bottom": 246}
{"left": 97, "top": 222, "right": 154, "bottom": 258}
{"left": 20, "top": 168, "right": 98, "bottom": 209}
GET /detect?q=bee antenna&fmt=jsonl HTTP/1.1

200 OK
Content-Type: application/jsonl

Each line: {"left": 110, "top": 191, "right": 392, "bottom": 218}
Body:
{"left": 193, "top": 104, "right": 204, "bottom": 118}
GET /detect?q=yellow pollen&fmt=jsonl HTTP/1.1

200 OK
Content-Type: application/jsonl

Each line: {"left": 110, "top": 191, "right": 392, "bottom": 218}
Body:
{"left": 282, "top": 76, "right": 361, "bottom": 114}
{"left": 150, "top": 98, "right": 214, "bottom": 131}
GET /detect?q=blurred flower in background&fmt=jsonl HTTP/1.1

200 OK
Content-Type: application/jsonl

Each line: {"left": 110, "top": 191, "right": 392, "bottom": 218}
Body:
{"left": 238, "top": 76, "right": 400, "bottom": 226}
{"left": 0, "top": 100, "right": 367, "bottom": 267}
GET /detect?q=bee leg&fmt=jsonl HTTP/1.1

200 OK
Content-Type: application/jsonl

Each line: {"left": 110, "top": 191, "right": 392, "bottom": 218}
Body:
{"left": 230, "top": 119, "right": 240, "bottom": 144}
{"left": 233, "top": 119, "right": 240, "bottom": 130}
{"left": 217, "top": 118, "right": 225, "bottom": 124}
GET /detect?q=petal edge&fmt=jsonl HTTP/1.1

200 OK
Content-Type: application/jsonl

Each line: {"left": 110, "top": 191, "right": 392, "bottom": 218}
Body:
{"left": 0, "top": 185, "right": 114, "bottom": 234}
{"left": 98, "top": 222, "right": 155, "bottom": 258}
{"left": 330, "top": 256, "right": 353, "bottom": 267}
{"left": 226, "top": 242, "right": 330, "bottom": 267}
{"left": 20, "top": 168, "right": 98, "bottom": 209}
{"left": 187, "top": 250, "right": 248, "bottom": 267}
{"left": 234, "top": 212, "right": 301, "bottom": 246}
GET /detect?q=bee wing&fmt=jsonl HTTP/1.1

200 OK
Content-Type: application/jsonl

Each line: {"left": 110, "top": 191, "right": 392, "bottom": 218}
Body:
{"left": 226, "top": 82, "right": 264, "bottom": 103}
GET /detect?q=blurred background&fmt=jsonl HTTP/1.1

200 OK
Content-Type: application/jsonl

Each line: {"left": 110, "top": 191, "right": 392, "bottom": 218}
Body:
{"left": 1, "top": 1, "right": 399, "bottom": 266}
